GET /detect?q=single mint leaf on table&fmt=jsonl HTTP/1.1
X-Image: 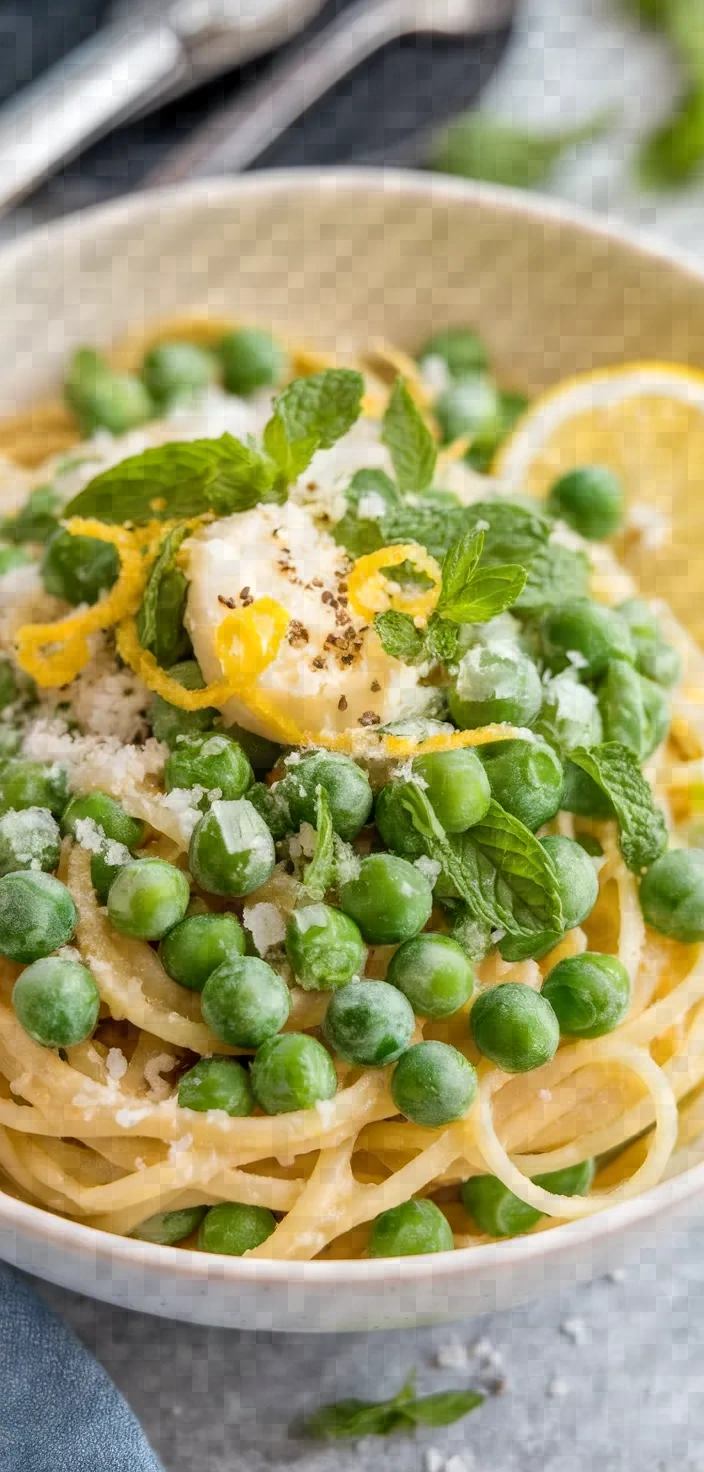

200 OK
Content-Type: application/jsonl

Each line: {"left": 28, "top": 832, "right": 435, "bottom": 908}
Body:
{"left": 429, "top": 109, "right": 614, "bottom": 189}
{"left": 272, "top": 368, "right": 364, "bottom": 450}
{"left": 382, "top": 377, "right": 437, "bottom": 493}
{"left": 398, "top": 784, "right": 564, "bottom": 937}
{"left": 306, "top": 1372, "right": 483, "bottom": 1440}
{"left": 64, "top": 434, "right": 282, "bottom": 525}
{"left": 302, "top": 786, "right": 335, "bottom": 897}
{"left": 569, "top": 742, "right": 668, "bottom": 873}
{"left": 136, "top": 522, "right": 191, "bottom": 667}
{"left": 374, "top": 610, "right": 424, "bottom": 663}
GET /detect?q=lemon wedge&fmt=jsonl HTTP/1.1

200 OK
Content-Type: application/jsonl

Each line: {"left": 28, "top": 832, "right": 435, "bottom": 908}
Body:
{"left": 495, "top": 362, "right": 704, "bottom": 641}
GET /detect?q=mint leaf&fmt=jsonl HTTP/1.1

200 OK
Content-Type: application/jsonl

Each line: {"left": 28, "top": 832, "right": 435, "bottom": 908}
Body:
{"left": 569, "top": 742, "right": 667, "bottom": 873}
{"left": 422, "top": 613, "right": 460, "bottom": 664}
{"left": 64, "top": 434, "right": 281, "bottom": 525}
{"left": 306, "top": 1373, "right": 483, "bottom": 1440}
{"left": 136, "top": 522, "right": 191, "bottom": 666}
{"left": 464, "top": 500, "right": 551, "bottom": 568}
{"left": 272, "top": 368, "right": 364, "bottom": 450}
{"left": 404, "top": 1389, "right": 484, "bottom": 1428}
{"left": 302, "top": 786, "right": 335, "bottom": 897}
{"left": 382, "top": 377, "right": 437, "bottom": 493}
{"left": 397, "top": 784, "right": 563, "bottom": 936}
{"left": 436, "top": 528, "right": 526, "bottom": 624}
{"left": 262, "top": 414, "right": 319, "bottom": 484}
{"left": 430, "top": 109, "right": 613, "bottom": 190}
{"left": 436, "top": 529, "right": 484, "bottom": 614}
{"left": 638, "top": 84, "right": 704, "bottom": 187}
{"left": 374, "top": 610, "right": 424, "bottom": 663}
{"left": 515, "top": 542, "right": 590, "bottom": 615}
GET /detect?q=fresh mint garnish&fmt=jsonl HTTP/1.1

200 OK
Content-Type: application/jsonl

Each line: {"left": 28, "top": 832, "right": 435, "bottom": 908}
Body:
{"left": 302, "top": 786, "right": 335, "bottom": 897}
{"left": 515, "top": 542, "right": 590, "bottom": 615}
{"left": 437, "top": 529, "right": 527, "bottom": 623}
{"left": 64, "top": 434, "right": 282, "bottom": 525}
{"left": 306, "top": 1371, "right": 484, "bottom": 1440}
{"left": 569, "top": 742, "right": 668, "bottom": 872}
{"left": 430, "top": 109, "right": 613, "bottom": 189}
{"left": 272, "top": 368, "right": 364, "bottom": 452}
{"left": 381, "top": 377, "right": 437, "bottom": 493}
{"left": 374, "top": 610, "right": 425, "bottom": 663}
{"left": 136, "top": 522, "right": 191, "bottom": 667}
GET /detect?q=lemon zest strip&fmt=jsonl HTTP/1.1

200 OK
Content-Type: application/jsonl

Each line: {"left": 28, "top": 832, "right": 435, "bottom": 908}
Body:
{"left": 315, "top": 724, "right": 522, "bottom": 758}
{"left": 15, "top": 518, "right": 159, "bottom": 688}
{"left": 347, "top": 543, "right": 442, "bottom": 624}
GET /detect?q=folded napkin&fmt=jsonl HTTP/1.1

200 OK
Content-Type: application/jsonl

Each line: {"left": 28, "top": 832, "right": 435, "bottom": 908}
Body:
{"left": 0, "top": 1263, "right": 163, "bottom": 1472}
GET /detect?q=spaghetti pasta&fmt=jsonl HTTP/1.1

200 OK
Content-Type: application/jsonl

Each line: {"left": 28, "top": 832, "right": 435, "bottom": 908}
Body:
{"left": 0, "top": 318, "right": 702, "bottom": 1267}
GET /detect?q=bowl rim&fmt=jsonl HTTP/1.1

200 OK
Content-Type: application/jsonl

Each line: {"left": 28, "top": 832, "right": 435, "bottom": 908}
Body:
{"left": 2, "top": 165, "right": 704, "bottom": 1285}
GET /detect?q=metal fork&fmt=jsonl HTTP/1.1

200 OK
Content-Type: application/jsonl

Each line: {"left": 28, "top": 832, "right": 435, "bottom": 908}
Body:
{"left": 150, "top": 0, "right": 516, "bottom": 185}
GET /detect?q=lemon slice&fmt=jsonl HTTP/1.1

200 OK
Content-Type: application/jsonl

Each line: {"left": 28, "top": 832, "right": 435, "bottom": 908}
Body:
{"left": 495, "top": 362, "right": 704, "bottom": 641}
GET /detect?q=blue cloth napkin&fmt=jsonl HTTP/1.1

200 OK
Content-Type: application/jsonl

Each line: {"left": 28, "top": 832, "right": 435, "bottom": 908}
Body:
{"left": 0, "top": 1263, "right": 164, "bottom": 1472}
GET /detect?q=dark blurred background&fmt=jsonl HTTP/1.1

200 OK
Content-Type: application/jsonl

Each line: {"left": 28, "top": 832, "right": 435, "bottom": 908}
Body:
{"left": 0, "top": 0, "right": 513, "bottom": 214}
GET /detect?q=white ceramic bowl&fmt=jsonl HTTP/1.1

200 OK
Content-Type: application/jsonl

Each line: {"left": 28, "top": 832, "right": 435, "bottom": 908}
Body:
{"left": 3, "top": 170, "right": 704, "bottom": 1331}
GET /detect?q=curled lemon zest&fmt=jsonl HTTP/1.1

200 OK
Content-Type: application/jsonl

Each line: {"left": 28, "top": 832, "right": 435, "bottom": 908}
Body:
{"left": 116, "top": 618, "right": 233, "bottom": 710}
{"left": 316, "top": 724, "right": 522, "bottom": 758}
{"left": 15, "top": 518, "right": 158, "bottom": 688}
{"left": 347, "top": 543, "right": 442, "bottom": 624}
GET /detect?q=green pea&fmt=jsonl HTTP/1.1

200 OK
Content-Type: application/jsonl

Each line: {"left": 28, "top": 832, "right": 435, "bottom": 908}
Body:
{"left": 251, "top": 1032, "right": 337, "bottom": 1115}
{"left": 640, "top": 849, "right": 704, "bottom": 943}
{"left": 618, "top": 598, "right": 660, "bottom": 644}
{"left": 178, "top": 1056, "right": 253, "bottom": 1116}
{"left": 461, "top": 1160, "right": 595, "bottom": 1238}
{"left": 61, "top": 791, "right": 145, "bottom": 851}
{"left": 0, "top": 807, "right": 61, "bottom": 877}
{"left": 200, "top": 955, "right": 290, "bottom": 1049}
{"left": 540, "top": 599, "right": 635, "bottom": 678}
{"left": 368, "top": 1198, "right": 454, "bottom": 1257}
{"left": 542, "top": 952, "right": 630, "bottom": 1038}
{"left": 374, "top": 781, "right": 426, "bottom": 861}
{"left": 150, "top": 660, "right": 218, "bottom": 747}
{"left": 141, "top": 341, "right": 216, "bottom": 406}
{"left": 339, "top": 853, "right": 433, "bottom": 945}
{"left": 435, "top": 373, "right": 499, "bottom": 445}
{"left": 470, "top": 983, "right": 559, "bottom": 1073}
{"left": 412, "top": 749, "right": 491, "bottom": 832}
{"left": 131, "top": 1207, "right": 207, "bottom": 1245}
{"left": 0, "top": 760, "right": 68, "bottom": 819}
{"left": 547, "top": 465, "right": 625, "bottom": 540}
{"left": 535, "top": 670, "right": 603, "bottom": 753}
{"left": 386, "top": 934, "right": 474, "bottom": 1019}
{"left": 499, "top": 834, "right": 599, "bottom": 963}
{"left": 323, "top": 979, "right": 415, "bottom": 1066}
{"left": 464, "top": 390, "right": 529, "bottom": 473}
{"left": 448, "top": 646, "right": 543, "bottom": 730}
{"left": 4, "top": 485, "right": 61, "bottom": 545}
{"left": 41, "top": 528, "right": 119, "bottom": 607}
{"left": 222, "top": 722, "right": 281, "bottom": 774}
{"left": 218, "top": 328, "right": 288, "bottom": 396}
{"left": 198, "top": 1202, "right": 277, "bottom": 1255}
{"left": 279, "top": 752, "right": 372, "bottom": 842}
{"left": 391, "top": 1040, "right": 477, "bottom": 1127}
{"left": 107, "top": 857, "right": 190, "bottom": 941}
{"left": 188, "top": 799, "right": 275, "bottom": 897}
{"left": 12, "top": 956, "right": 99, "bottom": 1047}
{"left": 285, "top": 904, "right": 365, "bottom": 991}
{"left": 247, "top": 781, "right": 294, "bottom": 841}
{"left": 0, "top": 870, "right": 76, "bottom": 962}
{"left": 636, "top": 639, "right": 682, "bottom": 689}
{"left": 478, "top": 738, "right": 564, "bottom": 832}
{"left": 597, "top": 659, "right": 669, "bottom": 759}
{"left": 159, "top": 912, "right": 246, "bottom": 991}
{"left": 65, "top": 348, "right": 154, "bottom": 435}
{"left": 0, "top": 544, "right": 31, "bottom": 576}
{"left": 562, "top": 760, "right": 616, "bottom": 819}
{"left": 91, "top": 852, "right": 127, "bottom": 904}
{"left": 417, "top": 326, "right": 488, "bottom": 378}
{"left": 165, "top": 733, "right": 253, "bottom": 806}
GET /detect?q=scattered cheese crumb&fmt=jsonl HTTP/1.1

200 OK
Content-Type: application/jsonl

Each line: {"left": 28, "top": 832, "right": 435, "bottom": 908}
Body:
{"left": 627, "top": 502, "right": 670, "bottom": 551}
{"left": 565, "top": 649, "right": 589, "bottom": 671}
{"left": 561, "top": 1316, "right": 589, "bottom": 1345}
{"left": 547, "top": 1376, "right": 570, "bottom": 1398}
{"left": 415, "top": 855, "right": 442, "bottom": 885}
{"left": 357, "top": 490, "right": 389, "bottom": 522}
{"left": 490, "top": 927, "right": 506, "bottom": 943}
{"left": 434, "top": 1340, "right": 471, "bottom": 1371}
{"left": 243, "top": 901, "right": 287, "bottom": 955}
{"left": 143, "top": 1054, "right": 177, "bottom": 1101}
{"left": 105, "top": 1048, "right": 127, "bottom": 1084}
{"left": 472, "top": 1337, "right": 504, "bottom": 1371}
{"left": 115, "top": 1105, "right": 151, "bottom": 1128}
{"left": 606, "top": 1267, "right": 626, "bottom": 1283}
{"left": 168, "top": 1133, "right": 193, "bottom": 1160}
{"left": 425, "top": 1451, "right": 446, "bottom": 1472}
{"left": 538, "top": 1088, "right": 552, "bottom": 1102}
{"left": 288, "top": 823, "right": 317, "bottom": 860}
{"left": 446, "top": 1456, "right": 475, "bottom": 1472}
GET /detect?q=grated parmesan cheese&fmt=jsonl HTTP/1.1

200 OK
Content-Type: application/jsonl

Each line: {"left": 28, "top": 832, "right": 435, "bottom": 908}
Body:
{"left": 105, "top": 1048, "right": 128, "bottom": 1084}
{"left": 143, "top": 1054, "right": 178, "bottom": 1101}
{"left": 242, "top": 901, "right": 287, "bottom": 955}
{"left": 415, "top": 855, "right": 442, "bottom": 885}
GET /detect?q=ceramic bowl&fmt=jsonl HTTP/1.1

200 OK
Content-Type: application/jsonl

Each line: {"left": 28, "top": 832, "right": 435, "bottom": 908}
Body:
{"left": 2, "top": 170, "right": 704, "bottom": 1331}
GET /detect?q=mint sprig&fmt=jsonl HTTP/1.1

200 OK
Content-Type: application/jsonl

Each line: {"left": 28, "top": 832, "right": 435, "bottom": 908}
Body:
{"left": 302, "top": 786, "right": 334, "bottom": 898}
{"left": 136, "top": 522, "right": 191, "bottom": 667}
{"left": 396, "top": 784, "right": 564, "bottom": 937}
{"left": 306, "top": 1371, "right": 484, "bottom": 1440}
{"left": 382, "top": 377, "right": 437, "bottom": 493}
{"left": 569, "top": 742, "right": 668, "bottom": 873}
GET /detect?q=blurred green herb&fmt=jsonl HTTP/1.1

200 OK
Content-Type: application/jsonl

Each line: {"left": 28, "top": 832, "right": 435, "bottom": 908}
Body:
{"left": 429, "top": 109, "right": 613, "bottom": 190}
{"left": 306, "top": 1372, "right": 484, "bottom": 1440}
{"left": 628, "top": 0, "right": 704, "bottom": 185}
